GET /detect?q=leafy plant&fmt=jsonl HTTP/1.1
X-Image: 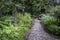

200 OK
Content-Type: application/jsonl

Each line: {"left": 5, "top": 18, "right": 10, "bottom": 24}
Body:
{"left": 50, "top": 6, "right": 60, "bottom": 19}
{"left": 50, "top": 6, "right": 60, "bottom": 25}
{"left": 41, "top": 14, "right": 57, "bottom": 26}
{"left": 0, "top": 13, "right": 32, "bottom": 40}
{"left": 48, "top": 24, "right": 60, "bottom": 35}
{"left": 40, "top": 6, "right": 60, "bottom": 35}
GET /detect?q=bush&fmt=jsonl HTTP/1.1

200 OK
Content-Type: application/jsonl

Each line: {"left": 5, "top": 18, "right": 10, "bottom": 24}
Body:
{"left": 50, "top": 6, "right": 60, "bottom": 26}
{"left": 40, "top": 14, "right": 60, "bottom": 35}
{"left": 40, "top": 4, "right": 60, "bottom": 36}
{"left": 50, "top": 6, "right": 60, "bottom": 19}
{"left": 41, "top": 14, "right": 57, "bottom": 26}
{"left": 0, "top": 13, "right": 32, "bottom": 40}
{"left": 0, "top": 16, "right": 14, "bottom": 26}
{"left": 48, "top": 24, "right": 60, "bottom": 35}
{"left": 16, "top": 13, "right": 32, "bottom": 27}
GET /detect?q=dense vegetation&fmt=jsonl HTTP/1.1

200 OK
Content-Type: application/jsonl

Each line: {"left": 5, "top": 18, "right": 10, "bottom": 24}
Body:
{"left": 41, "top": 6, "right": 60, "bottom": 35}
{"left": 0, "top": 0, "right": 60, "bottom": 40}
{"left": 0, "top": 13, "right": 32, "bottom": 40}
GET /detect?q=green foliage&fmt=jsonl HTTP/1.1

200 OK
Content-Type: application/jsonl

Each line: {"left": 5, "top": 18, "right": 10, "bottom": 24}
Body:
{"left": 26, "top": 0, "right": 47, "bottom": 13}
{"left": 16, "top": 13, "right": 32, "bottom": 27}
{"left": 50, "top": 6, "right": 60, "bottom": 19}
{"left": 41, "top": 14, "right": 57, "bottom": 26}
{"left": 41, "top": 6, "right": 60, "bottom": 35}
{"left": 0, "top": 16, "right": 14, "bottom": 27}
{"left": 48, "top": 24, "right": 60, "bottom": 35}
{"left": 49, "top": 6, "right": 60, "bottom": 26}
{"left": 0, "top": 0, "right": 55, "bottom": 16}
{"left": 0, "top": 13, "right": 32, "bottom": 40}
{"left": 40, "top": 14, "right": 60, "bottom": 35}
{"left": 0, "top": 0, "right": 13, "bottom": 13}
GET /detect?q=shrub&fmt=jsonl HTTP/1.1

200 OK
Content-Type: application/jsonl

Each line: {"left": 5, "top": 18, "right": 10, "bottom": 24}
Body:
{"left": 0, "top": 16, "right": 14, "bottom": 26}
{"left": 50, "top": 6, "right": 60, "bottom": 26}
{"left": 40, "top": 7, "right": 60, "bottom": 35}
{"left": 16, "top": 13, "right": 32, "bottom": 27}
{"left": 0, "top": 13, "right": 32, "bottom": 40}
{"left": 40, "top": 14, "right": 60, "bottom": 35}
{"left": 50, "top": 6, "right": 60, "bottom": 19}
{"left": 41, "top": 14, "right": 57, "bottom": 26}
{"left": 48, "top": 24, "right": 60, "bottom": 35}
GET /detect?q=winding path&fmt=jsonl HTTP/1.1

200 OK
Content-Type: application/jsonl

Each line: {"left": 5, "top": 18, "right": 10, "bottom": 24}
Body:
{"left": 25, "top": 18, "right": 60, "bottom": 40}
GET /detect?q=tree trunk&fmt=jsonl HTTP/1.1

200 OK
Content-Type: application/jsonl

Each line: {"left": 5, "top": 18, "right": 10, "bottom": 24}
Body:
{"left": 12, "top": 5, "right": 16, "bottom": 26}
{"left": 22, "top": 8, "right": 24, "bottom": 16}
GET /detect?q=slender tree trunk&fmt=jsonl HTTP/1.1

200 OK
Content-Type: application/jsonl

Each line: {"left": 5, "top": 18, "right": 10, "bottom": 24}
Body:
{"left": 22, "top": 8, "right": 24, "bottom": 16}
{"left": 22, "top": 3, "right": 25, "bottom": 16}
{"left": 12, "top": 5, "right": 16, "bottom": 26}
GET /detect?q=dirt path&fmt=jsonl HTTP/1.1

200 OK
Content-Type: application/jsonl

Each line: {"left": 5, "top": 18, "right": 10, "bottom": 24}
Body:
{"left": 25, "top": 18, "right": 60, "bottom": 40}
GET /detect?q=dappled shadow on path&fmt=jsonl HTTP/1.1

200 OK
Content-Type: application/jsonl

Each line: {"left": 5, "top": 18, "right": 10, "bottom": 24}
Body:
{"left": 25, "top": 18, "right": 60, "bottom": 40}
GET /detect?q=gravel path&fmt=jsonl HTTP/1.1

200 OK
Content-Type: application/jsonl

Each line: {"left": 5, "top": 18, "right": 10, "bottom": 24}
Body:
{"left": 25, "top": 18, "right": 60, "bottom": 40}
